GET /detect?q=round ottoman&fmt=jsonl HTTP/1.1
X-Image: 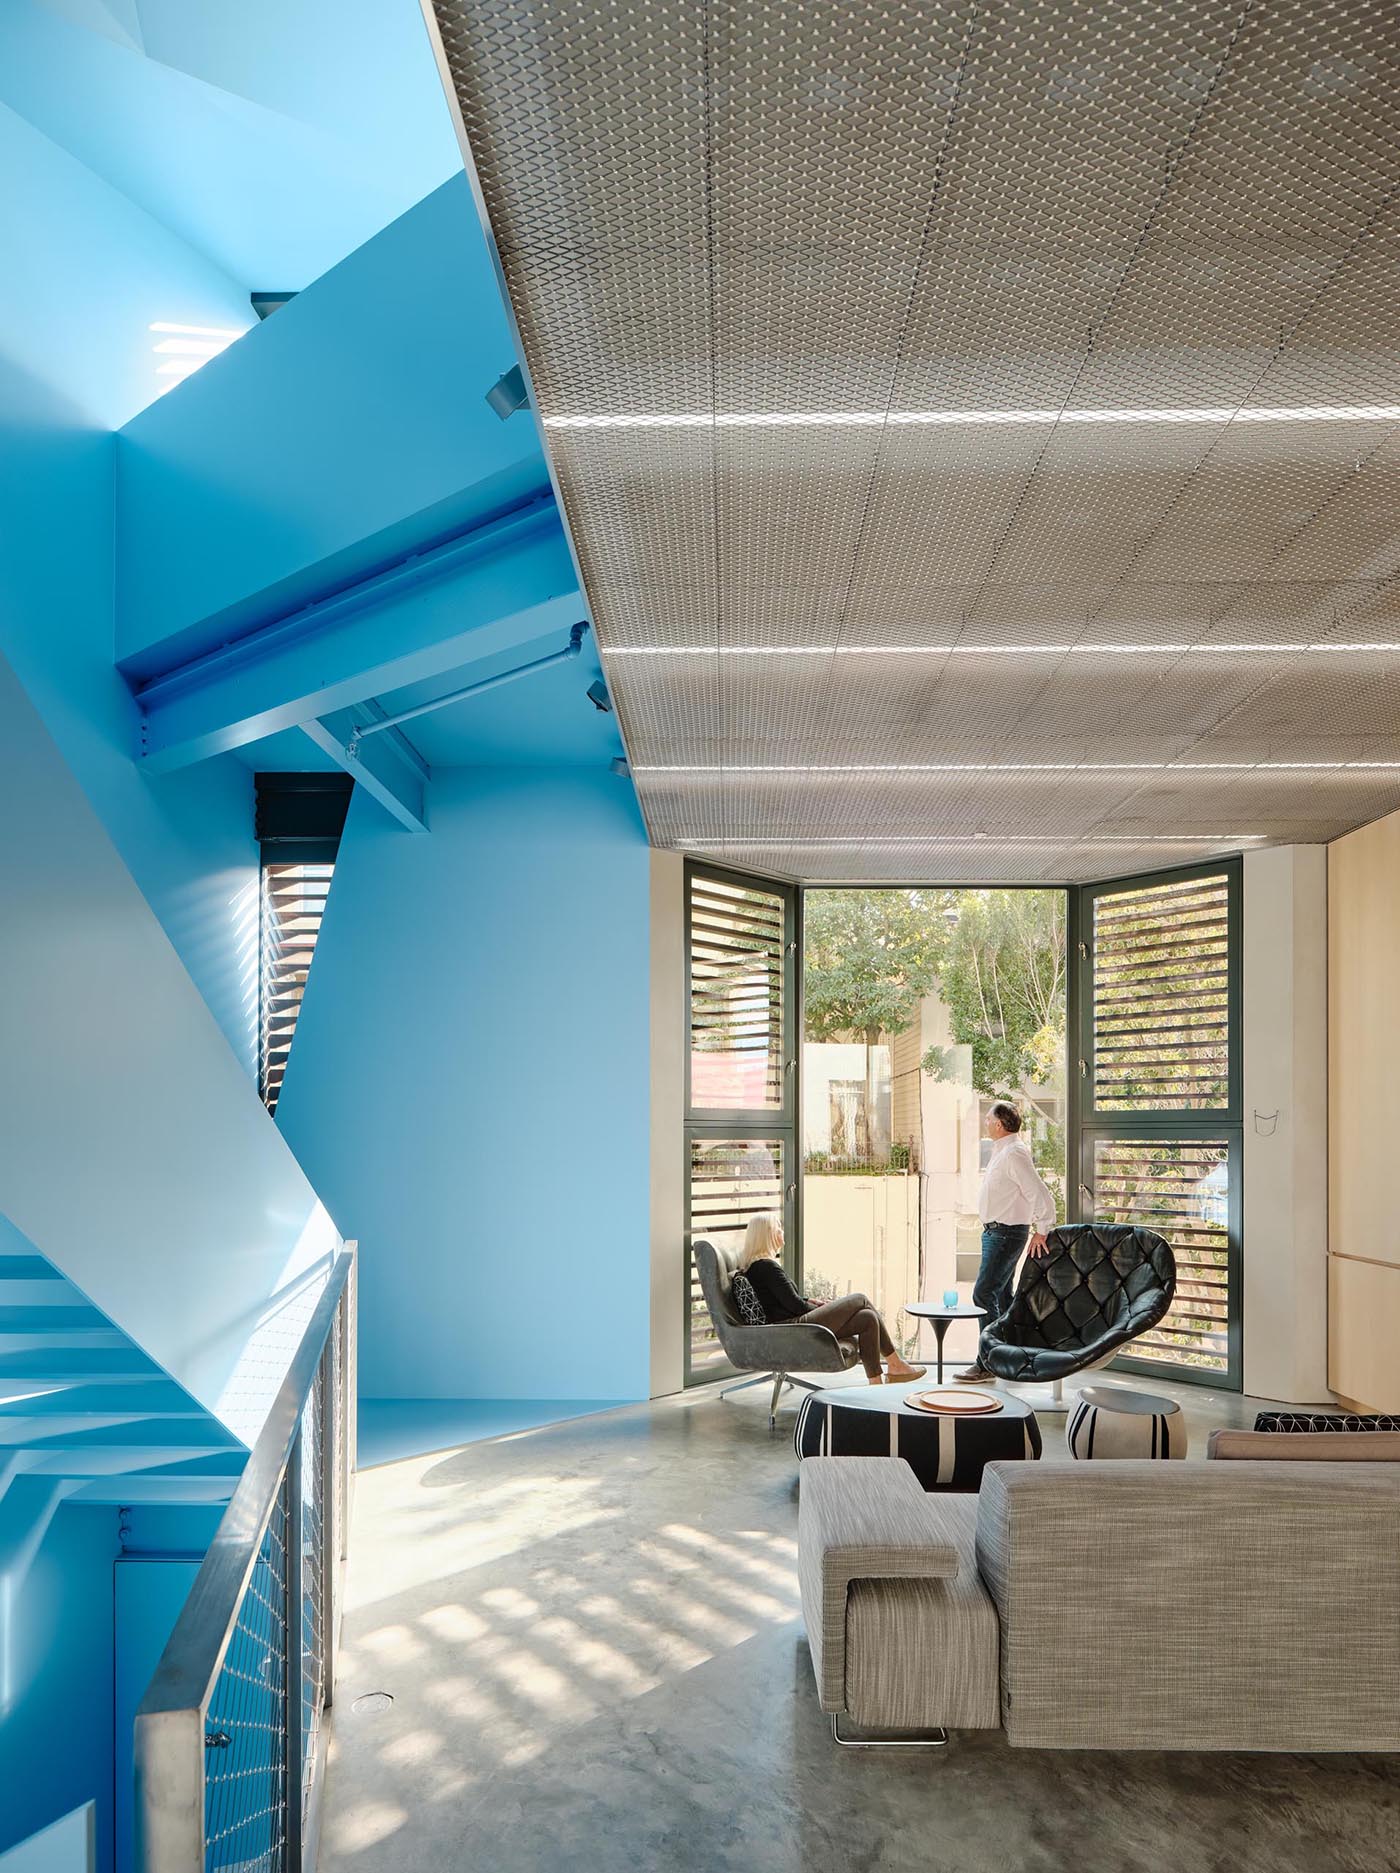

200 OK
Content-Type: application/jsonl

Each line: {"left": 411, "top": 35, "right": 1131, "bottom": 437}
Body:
{"left": 794, "top": 1382, "right": 1042, "bottom": 1492}
{"left": 1067, "top": 1385, "right": 1187, "bottom": 1460}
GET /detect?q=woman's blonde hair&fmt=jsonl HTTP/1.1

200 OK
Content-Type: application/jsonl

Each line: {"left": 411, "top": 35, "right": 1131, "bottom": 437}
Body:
{"left": 739, "top": 1212, "right": 783, "bottom": 1271}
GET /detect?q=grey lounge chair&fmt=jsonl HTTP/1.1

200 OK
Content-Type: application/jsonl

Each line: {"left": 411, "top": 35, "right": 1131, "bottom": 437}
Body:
{"left": 692, "top": 1238, "right": 861, "bottom": 1425}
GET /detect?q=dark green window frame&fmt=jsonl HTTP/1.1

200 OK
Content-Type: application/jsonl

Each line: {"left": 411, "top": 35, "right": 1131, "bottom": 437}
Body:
{"left": 683, "top": 860, "right": 799, "bottom": 1387}
{"left": 1068, "top": 858, "right": 1243, "bottom": 1389}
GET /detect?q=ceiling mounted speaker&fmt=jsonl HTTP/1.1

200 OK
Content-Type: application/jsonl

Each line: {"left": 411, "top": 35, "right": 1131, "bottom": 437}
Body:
{"left": 485, "top": 364, "right": 529, "bottom": 420}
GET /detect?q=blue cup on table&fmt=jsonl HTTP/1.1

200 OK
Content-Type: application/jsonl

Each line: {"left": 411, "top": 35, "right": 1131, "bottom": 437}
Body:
{"left": 942, "top": 1288, "right": 959, "bottom": 1309}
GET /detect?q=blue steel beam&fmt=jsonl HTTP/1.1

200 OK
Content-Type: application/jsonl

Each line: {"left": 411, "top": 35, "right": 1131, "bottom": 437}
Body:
{"left": 133, "top": 499, "right": 584, "bottom": 772}
{"left": 302, "top": 707, "right": 428, "bottom": 834}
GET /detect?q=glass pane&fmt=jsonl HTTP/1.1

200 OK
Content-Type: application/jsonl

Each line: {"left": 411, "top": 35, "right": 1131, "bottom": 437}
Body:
{"left": 1091, "top": 1135, "right": 1231, "bottom": 1374}
{"left": 688, "top": 1136, "right": 785, "bottom": 1376}
{"left": 802, "top": 889, "right": 1066, "bottom": 1367}
{"left": 1092, "top": 873, "right": 1230, "bottom": 1111}
{"left": 689, "top": 875, "right": 785, "bottom": 1110}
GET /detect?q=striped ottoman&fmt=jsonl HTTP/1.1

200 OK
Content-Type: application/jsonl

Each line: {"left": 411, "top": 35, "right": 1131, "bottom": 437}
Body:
{"left": 1067, "top": 1385, "right": 1186, "bottom": 1460}
{"left": 794, "top": 1382, "right": 1042, "bottom": 1492}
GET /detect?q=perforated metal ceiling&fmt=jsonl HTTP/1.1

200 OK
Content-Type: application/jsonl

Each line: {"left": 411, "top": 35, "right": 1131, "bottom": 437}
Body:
{"left": 427, "top": 0, "right": 1400, "bottom": 882}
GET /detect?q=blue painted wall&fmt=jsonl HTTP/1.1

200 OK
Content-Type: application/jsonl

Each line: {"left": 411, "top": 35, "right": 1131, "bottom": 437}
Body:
{"left": 0, "top": 1504, "right": 117, "bottom": 1867}
{"left": 0, "top": 72, "right": 277, "bottom": 1072}
{"left": 275, "top": 768, "right": 654, "bottom": 1402}
{"left": 0, "top": 370, "right": 259, "bottom": 1073}
{"left": 116, "top": 175, "right": 548, "bottom": 673}
{"left": 0, "top": 0, "right": 461, "bottom": 296}
{"left": 112, "top": 1559, "right": 202, "bottom": 1873}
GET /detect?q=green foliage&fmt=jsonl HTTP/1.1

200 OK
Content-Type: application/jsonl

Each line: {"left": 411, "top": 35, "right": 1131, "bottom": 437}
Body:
{"left": 804, "top": 888, "right": 952, "bottom": 1042}
{"left": 921, "top": 890, "right": 1066, "bottom": 1099}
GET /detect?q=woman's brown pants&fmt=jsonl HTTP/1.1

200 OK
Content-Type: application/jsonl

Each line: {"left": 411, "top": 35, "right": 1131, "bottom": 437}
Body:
{"left": 798, "top": 1292, "right": 894, "bottom": 1379}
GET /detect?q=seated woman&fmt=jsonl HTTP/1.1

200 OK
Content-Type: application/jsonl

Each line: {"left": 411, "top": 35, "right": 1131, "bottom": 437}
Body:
{"left": 736, "top": 1214, "right": 925, "bottom": 1384}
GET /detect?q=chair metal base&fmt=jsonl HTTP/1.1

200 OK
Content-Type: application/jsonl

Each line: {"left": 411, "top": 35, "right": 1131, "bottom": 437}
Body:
{"left": 718, "top": 1370, "right": 825, "bottom": 1425}
{"left": 831, "top": 1713, "right": 948, "bottom": 1750}
{"left": 1003, "top": 1376, "right": 1071, "bottom": 1415}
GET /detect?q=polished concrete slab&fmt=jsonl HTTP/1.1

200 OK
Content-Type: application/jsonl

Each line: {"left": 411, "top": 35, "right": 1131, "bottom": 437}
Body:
{"left": 321, "top": 1378, "right": 1400, "bottom": 1873}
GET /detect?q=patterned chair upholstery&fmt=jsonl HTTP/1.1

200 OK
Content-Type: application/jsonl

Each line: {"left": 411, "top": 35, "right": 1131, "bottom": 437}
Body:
{"left": 692, "top": 1238, "right": 860, "bottom": 1424}
{"left": 978, "top": 1223, "right": 1175, "bottom": 1383}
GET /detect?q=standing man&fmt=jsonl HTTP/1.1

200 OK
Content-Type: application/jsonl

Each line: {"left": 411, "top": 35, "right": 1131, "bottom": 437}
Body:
{"left": 955, "top": 1102, "right": 1056, "bottom": 1383}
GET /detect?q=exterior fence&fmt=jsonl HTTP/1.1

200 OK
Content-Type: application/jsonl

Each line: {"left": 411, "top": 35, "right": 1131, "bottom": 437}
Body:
{"left": 136, "top": 1244, "right": 357, "bottom": 1873}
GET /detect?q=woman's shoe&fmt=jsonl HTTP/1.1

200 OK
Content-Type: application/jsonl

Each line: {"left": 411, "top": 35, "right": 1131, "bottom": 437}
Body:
{"left": 884, "top": 1361, "right": 927, "bottom": 1382}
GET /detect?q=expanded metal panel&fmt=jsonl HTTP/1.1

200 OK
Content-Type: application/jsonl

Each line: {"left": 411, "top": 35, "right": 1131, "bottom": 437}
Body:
{"left": 430, "top": 0, "right": 1400, "bottom": 882}
{"left": 1091, "top": 873, "right": 1231, "bottom": 1110}
{"left": 203, "top": 1493, "right": 290, "bottom": 1873}
{"left": 1090, "top": 1135, "right": 1233, "bottom": 1374}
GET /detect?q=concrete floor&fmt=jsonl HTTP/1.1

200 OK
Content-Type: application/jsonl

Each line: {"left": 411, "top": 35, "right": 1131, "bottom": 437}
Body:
{"left": 321, "top": 1378, "right": 1400, "bottom": 1873}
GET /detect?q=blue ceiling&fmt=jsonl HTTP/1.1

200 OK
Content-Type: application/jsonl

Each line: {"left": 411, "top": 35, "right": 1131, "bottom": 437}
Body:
{"left": 3, "top": 0, "right": 462, "bottom": 289}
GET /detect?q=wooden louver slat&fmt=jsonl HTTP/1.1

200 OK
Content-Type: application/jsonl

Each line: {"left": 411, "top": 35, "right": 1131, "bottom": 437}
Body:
{"left": 260, "top": 860, "right": 335, "bottom": 1113}
{"left": 1092, "top": 873, "right": 1230, "bottom": 1112}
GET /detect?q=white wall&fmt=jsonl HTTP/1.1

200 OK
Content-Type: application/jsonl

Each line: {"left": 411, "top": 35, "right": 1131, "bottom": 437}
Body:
{"left": 0, "top": 652, "right": 339, "bottom": 1441}
{"left": 1242, "top": 844, "right": 1331, "bottom": 1403}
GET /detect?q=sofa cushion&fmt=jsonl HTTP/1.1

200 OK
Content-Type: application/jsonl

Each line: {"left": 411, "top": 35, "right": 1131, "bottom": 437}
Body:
{"left": 845, "top": 1495, "right": 1000, "bottom": 1731}
{"left": 1210, "top": 1428, "right": 1400, "bottom": 1461}
{"left": 976, "top": 1459, "right": 1400, "bottom": 1751}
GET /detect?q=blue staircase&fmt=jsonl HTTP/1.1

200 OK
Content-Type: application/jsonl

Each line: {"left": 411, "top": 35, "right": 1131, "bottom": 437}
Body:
{"left": 0, "top": 1252, "right": 247, "bottom": 1552}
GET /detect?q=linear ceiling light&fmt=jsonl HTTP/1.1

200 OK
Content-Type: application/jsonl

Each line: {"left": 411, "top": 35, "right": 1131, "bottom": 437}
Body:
{"left": 546, "top": 404, "right": 1400, "bottom": 431}
{"left": 674, "top": 834, "right": 1269, "bottom": 848}
{"left": 606, "top": 641, "right": 1400, "bottom": 656}
{"left": 637, "top": 761, "right": 1400, "bottom": 773}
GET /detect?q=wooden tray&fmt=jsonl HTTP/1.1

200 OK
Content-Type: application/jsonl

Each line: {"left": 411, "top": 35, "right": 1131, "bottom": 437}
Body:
{"left": 906, "top": 1388, "right": 1004, "bottom": 1416}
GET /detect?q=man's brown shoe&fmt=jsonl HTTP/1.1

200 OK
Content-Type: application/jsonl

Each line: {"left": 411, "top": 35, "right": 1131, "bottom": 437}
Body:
{"left": 953, "top": 1364, "right": 994, "bottom": 1382}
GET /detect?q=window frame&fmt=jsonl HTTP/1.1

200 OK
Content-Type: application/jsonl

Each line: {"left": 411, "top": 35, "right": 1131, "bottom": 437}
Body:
{"left": 683, "top": 860, "right": 800, "bottom": 1387}
{"left": 1068, "top": 858, "right": 1244, "bottom": 1389}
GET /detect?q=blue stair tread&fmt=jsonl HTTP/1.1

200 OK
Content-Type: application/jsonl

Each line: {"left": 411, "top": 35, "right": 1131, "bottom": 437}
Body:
{"left": 0, "top": 1348, "right": 162, "bottom": 1378}
{"left": 0, "top": 1257, "right": 63, "bottom": 1281}
{"left": 130, "top": 1451, "right": 248, "bottom": 1480}
{"left": 0, "top": 1380, "right": 199, "bottom": 1416}
{"left": 0, "top": 1305, "right": 109, "bottom": 1331}
{"left": 21, "top": 1417, "right": 242, "bottom": 1452}
{"left": 70, "top": 1476, "right": 238, "bottom": 1505}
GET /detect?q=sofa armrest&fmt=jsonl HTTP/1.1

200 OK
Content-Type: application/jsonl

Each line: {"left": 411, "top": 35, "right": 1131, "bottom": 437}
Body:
{"left": 798, "top": 1457, "right": 962, "bottom": 1712}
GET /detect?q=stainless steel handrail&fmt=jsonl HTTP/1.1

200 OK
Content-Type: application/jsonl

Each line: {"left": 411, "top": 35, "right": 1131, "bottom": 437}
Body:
{"left": 136, "top": 1241, "right": 356, "bottom": 1871}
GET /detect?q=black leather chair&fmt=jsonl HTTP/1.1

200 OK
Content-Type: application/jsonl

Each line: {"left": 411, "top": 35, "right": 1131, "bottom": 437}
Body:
{"left": 978, "top": 1223, "right": 1175, "bottom": 1407}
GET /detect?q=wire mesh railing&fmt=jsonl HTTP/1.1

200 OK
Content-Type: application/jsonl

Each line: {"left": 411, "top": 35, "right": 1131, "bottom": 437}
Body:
{"left": 136, "top": 1243, "right": 356, "bottom": 1873}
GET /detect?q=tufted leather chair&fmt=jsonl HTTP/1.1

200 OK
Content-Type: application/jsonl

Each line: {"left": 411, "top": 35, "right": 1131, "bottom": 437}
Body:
{"left": 978, "top": 1223, "right": 1175, "bottom": 1384}
{"left": 693, "top": 1238, "right": 861, "bottom": 1425}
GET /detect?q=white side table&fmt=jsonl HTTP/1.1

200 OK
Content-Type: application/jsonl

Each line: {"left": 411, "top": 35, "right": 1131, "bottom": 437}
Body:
{"left": 904, "top": 1302, "right": 987, "bottom": 1384}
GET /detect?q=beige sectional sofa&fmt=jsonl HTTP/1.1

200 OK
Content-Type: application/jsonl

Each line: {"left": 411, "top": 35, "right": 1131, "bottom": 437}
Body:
{"left": 798, "top": 1456, "right": 1400, "bottom": 1750}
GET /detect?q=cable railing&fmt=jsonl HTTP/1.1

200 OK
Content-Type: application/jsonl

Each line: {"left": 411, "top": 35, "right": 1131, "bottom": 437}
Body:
{"left": 136, "top": 1243, "right": 357, "bottom": 1873}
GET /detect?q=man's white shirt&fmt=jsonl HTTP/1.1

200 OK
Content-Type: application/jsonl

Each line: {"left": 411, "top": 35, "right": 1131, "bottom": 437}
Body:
{"left": 978, "top": 1136, "right": 1055, "bottom": 1234}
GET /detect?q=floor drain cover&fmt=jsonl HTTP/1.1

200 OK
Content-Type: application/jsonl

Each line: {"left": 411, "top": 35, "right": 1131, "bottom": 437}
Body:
{"left": 351, "top": 1692, "right": 394, "bottom": 1715}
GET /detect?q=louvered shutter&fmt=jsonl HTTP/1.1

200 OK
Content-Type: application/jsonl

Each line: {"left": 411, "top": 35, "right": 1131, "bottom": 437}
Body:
{"left": 260, "top": 862, "right": 335, "bottom": 1112}
{"left": 684, "top": 866, "right": 796, "bottom": 1382}
{"left": 1076, "top": 861, "right": 1241, "bottom": 1387}
{"left": 1090, "top": 872, "right": 1232, "bottom": 1114}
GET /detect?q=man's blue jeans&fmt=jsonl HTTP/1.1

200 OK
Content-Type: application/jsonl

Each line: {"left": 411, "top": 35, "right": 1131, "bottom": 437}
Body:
{"left": 973, "top": 1222, "right": 1030, "bottom": 1338}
